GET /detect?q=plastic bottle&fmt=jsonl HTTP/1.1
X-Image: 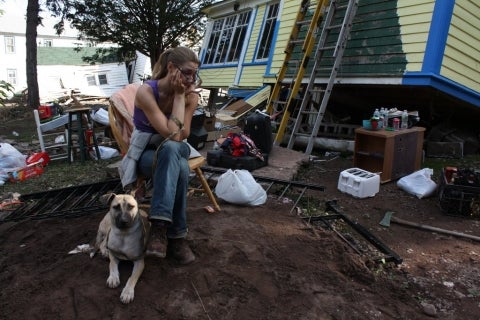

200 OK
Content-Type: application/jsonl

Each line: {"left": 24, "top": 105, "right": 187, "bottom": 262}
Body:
{"left": 373, "top": 108, "right": 380, "bottom": 119}
{"left": 379, "top": 107, "right": 385, "bottom": 128}
{"left": 383, "top": 108, "right": 389, "bottom": 128}
{"left": 401, "top": 110, "right": 408, "bottom": 129}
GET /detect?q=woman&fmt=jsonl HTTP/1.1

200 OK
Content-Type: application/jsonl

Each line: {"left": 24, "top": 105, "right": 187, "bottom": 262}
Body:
{"left": 119, "top": 47, "right": 201, "bottom": 265}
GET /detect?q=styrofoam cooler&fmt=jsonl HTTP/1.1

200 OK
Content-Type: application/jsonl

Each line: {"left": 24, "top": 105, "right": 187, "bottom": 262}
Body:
{"left": 338, "top": 168, "right": 380, "bottom": 198}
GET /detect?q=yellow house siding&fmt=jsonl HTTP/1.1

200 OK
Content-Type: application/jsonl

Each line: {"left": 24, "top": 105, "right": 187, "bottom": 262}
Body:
{"left": 264, "top": 0, "right": 303, "bottom": 82}
{"left": 200, "top": 67, "right": 238, "bottom": 88}
{"left": 238, "top": 65, "right": 268, "bottom": 87}
{"left": 442, "top": 0, "right": 480, "bottom": 92}
{"left": 397, "top": 0, "right": 434, "bottom": 72}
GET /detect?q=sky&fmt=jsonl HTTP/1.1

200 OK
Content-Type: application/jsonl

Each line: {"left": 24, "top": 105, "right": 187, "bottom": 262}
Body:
{"left": 0, "top": 0, "right": 78, "bottom": 37}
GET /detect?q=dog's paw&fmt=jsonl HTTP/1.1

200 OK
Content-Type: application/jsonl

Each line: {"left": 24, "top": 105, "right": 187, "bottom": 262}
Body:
{"left": 107, "top": 275, "right": 120, "bottom": 288}
{"left": 120, "top": 286, "right": 135, "bottom": 304}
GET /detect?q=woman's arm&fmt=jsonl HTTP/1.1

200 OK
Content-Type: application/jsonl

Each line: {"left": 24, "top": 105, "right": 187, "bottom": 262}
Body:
{"left": 135, "top": 72, "right": 198, "bottom": 142}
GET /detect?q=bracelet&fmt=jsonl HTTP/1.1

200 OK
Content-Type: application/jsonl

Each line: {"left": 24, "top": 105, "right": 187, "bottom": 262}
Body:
{"left": 170, "top": 115, "right": 184, "bottom": 130}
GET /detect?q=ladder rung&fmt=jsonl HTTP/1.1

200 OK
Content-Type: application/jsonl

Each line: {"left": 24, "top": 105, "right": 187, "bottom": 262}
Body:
{"left": 287, "top": 59, "right": 302, "bottom": 65}
{"left": 297, "top": 19, "right": 312, "bottom": 26}
{"left": 314, "top": 66, "right": 334, "bottom": 72}
{"left": 309, "top": 88, "right": 326, "bottom": 94}
{"left": 289, "top": 39, "right": 305, "bottom": 45}
{"left": 326, "top": 24, "right": 343, "bottom": 31}
{"left": 300, "top": 111, "right": 320, "bottom": 115}
{"left": 293, "top": 132, "right": 312, "bottom": 138}
{"left": 318, "top": 45, "right": 336, "bottom": 51}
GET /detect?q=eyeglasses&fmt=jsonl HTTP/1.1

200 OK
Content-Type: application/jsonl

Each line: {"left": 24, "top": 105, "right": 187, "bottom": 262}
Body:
{"left": 175, "top": 64, "right": 201, "bottom": 86}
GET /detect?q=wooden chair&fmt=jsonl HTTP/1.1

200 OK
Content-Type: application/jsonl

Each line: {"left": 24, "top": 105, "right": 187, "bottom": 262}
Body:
{"left": 108, "top": 83, "right": 220, "bottom": 212}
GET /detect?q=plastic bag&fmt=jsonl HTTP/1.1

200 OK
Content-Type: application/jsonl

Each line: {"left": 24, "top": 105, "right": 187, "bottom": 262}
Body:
{"left": 215, "top": 169, "right": 267, "bottom": 206}
{"left": 89, "top": 146, "right": 120, "bottom": 160}
{"left": 397, "top": 168, "right": 437, "bottom": 199}
{"left": 0, "top": 143, "right": 27, "bottom": 185}
{"left": 92, "top": 108, "right": 110, "bottom": 126}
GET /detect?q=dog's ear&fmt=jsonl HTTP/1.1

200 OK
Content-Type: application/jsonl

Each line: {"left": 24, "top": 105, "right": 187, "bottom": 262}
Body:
{"left": 99, "top": 193, "right": 116, "bottom": 206}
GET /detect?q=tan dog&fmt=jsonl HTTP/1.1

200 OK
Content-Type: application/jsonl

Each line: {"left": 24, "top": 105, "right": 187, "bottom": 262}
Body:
{"left": 95, "top": 193, "right": 151, "bottom": 304}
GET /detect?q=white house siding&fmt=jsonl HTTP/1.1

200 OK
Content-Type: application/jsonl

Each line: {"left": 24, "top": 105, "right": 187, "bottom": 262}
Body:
{"left": 130, "top": 51, "right": 152, "bottom": 83}
{"left": 37, "top": 63, "right": 129, "bottom": 101}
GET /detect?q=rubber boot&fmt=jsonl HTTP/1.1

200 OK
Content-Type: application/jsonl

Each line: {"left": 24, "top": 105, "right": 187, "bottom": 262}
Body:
{"left": 147, "top": 220, "right": 168, "bottom": 258}
{"left": 168, "top": 238, "right": 195, "bottom": 265}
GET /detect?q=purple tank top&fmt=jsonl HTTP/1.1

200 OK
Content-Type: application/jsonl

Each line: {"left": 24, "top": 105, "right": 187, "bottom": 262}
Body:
{"left": 133, "top": 80, "right": 168, "bottom": 133}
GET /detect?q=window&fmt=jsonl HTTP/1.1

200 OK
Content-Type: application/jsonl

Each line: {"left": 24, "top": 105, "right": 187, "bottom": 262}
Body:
{"left": 5, "top": 36, "right": 15, "bottom": 54}
{"left": 86, "top": 73, "right": 108, "bottom": 86}
{"left": 203, "top": 11, "right": 252, "bottom": 65}
{"left": 98, "top": 74, "right": 108, "bottom": 85}
{"left": 86, "top": 75, "right": 96, "bottom": 86}
{"left": 7, "top": 69, "right": 17, "bottom": 85}
{"left": 256, "top": 2, "right": 279, "bottom": 60}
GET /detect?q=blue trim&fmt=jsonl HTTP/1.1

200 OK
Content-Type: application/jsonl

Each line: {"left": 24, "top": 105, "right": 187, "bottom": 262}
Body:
{"left": 265, "top": 19, "right": 281, "bottom": 76}
{"left": 200, "top": 63, "right": 238, "bottom": 70}
{"left": 236, "top": 8, "right": 258, "bottom": 83}
{"left": 227, "top": 85, "right": 269, "bottom": 99}
{"left": 403, "top": 72, "right": 480, "bottom": 107}
{"left": 422, "top": 0, "right": 454, "bottom": 73}
{"left": 243, "top": 61, "right": 268, "bottom": 67}
{"left": 252, "top": 5, "right": 268, "bottom": 63}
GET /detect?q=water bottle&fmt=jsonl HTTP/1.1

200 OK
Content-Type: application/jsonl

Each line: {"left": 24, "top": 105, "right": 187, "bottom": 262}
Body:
{"left": 401, "top": 110, "right": 408, "bottom": 129}
{"left": 383, "top": 108, "right": 389, "bottom": 128}
{"left": 379, "top": 108, "right": 385, "bottom": 128}
{"left": 373, "top": 108, "right": 380, "bottom": 118}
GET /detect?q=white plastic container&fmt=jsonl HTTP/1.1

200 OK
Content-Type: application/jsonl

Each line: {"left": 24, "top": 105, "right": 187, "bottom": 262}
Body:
{"left": 337, "top": 168, "right": 380, "bottom": 198}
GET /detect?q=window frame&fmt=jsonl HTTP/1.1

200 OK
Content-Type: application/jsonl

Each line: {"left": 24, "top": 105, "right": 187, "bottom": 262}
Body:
{"left": 5, "top": 36, "right": 15, "bottom": 54}
{"left": 86, "top": 73, "right": 108, "bottom": 86}
{"left": 7, "top": 69, "right": 17, "bottom": 85}
{"left": 255, "top": 2, "right": 280, "bottom": 61}
{"left": 202, "top": 10, "right": 252, "bottom": 66}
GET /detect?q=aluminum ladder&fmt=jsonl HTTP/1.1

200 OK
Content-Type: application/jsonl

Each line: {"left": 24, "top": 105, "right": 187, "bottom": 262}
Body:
{"left": 266, "top": 0, "right": 330, "bottom": 138}
{"left": 268, "top": 0, "right": 359, "bottom": 154}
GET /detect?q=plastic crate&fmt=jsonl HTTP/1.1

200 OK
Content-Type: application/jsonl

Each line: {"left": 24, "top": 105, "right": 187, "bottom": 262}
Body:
{"left": 438, "top": 167, "right": 480, "bottom": 217}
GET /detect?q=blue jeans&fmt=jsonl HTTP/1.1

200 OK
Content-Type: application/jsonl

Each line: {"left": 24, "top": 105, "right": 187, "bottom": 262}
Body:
{"left": 137, "top": 140, "right": 191, "bottom": 239}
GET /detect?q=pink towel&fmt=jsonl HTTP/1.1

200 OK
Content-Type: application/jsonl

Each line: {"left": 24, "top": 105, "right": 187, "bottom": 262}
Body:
{"left": 109, "top": 83, "right": 141, "bottom": 149}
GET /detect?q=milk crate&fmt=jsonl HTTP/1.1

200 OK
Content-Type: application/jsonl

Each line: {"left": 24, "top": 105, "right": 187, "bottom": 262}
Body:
{"left": 337, "top": 168, "right": 380, "bottom": 198}
{"left": 438, "top": 167, "right": 480, "bottom": 217}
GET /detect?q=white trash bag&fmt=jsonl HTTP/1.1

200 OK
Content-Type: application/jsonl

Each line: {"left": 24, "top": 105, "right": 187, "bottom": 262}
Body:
{"left": 397, "top": 168, "right": 437, "bottom": 199}
{"left": 0, "top": 143, "right": 27, "bottom": 185}
{"left": 215, "top": 169, "right": 267, "bottom": 206}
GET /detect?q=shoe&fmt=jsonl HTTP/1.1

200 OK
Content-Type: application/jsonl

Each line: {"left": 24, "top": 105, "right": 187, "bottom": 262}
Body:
{"left": 147, "top": 220, "right": 168, "bottom": 258}
{"left": 168, "top": 238, "right": 196, "bottom": 265}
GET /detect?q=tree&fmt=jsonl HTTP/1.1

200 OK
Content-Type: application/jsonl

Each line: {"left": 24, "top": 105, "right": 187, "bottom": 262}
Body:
{"left": 0, "top": 81, "right": 14, "bottom": 107}
{"left": 26, "top": 0, "right": 41, "bottom": 109}
{"left": 47, "top": 0, "right": 213, "bottom": 69}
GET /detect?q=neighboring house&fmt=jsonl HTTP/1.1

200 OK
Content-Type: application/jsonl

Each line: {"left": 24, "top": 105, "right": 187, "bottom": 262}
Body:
{"left": 198, "top": 0, "right": 480, "bottom": 121}
{"left": 37, "top": 47, "right": 130, "bottom": 99}
{"left": 0, "top": 0, "right": 151, "bottom": 102}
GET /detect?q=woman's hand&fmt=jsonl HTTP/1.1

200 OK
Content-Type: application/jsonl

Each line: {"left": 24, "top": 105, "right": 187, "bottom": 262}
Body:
{"left": 171, "top": 70, "right": 187, "bottom": 95}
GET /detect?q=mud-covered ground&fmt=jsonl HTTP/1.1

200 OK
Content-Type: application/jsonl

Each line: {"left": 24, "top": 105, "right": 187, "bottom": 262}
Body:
{"left": 1, "top": 110, "right": 480, "bottom": 319}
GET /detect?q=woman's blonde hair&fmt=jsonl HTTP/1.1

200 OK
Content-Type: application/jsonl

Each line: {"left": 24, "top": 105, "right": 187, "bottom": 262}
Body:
{"left": 151, "top": 47, "right": 201, "bottom": 80}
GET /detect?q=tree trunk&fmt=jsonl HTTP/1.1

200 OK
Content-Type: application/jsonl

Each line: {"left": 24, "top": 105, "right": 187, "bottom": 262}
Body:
{"left": 26, "top": 0, "right": 40, "bottom": 109}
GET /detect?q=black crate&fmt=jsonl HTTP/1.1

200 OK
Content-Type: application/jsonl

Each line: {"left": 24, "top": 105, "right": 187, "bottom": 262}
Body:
{"left": 438, "top": 167, "right": 480, "bottom": 217}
